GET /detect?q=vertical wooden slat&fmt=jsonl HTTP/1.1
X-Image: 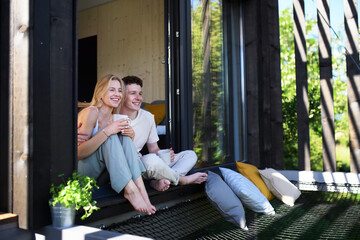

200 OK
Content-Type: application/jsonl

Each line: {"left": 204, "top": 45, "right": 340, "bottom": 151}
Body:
{"left": 317, "top": 0, "right": 335, "bottom": 171}
{"left": 32, "top": 0, "right": 52, "bottom": 228}
{"left": 294, "top": 0, "right": 310, "bottom": 170}
{"left": 244, "top": 0, "right": 283, "bottom": 169}
{"left": 259, "top": 0, "right": 284, "bottom": 169}
{"left": 31, "top": 0, "right": 77, "bottom": 229}
{"left": 11, "top": 0, "right": 30, "bottom": 229}
{"left": 266, "top": 0, "right": 283, "bottom": 169}
{"left": 260, "top": 0, "right": 272, "bottom": 168}
{"left": 344, "top": 0, "right": 360, "bottom": 173}
{"left": 244, "top": 0, "right": 261, "bottom": 167}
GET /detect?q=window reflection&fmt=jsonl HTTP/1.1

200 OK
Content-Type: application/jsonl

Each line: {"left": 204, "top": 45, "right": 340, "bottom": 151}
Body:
{"left": 191, "top": 0, "right": 227, "bottom": 167}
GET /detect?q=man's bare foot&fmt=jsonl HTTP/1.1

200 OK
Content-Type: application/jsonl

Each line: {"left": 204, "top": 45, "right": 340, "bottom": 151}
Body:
{"left": 150, "top": 179, "right": 171, "bottom": 192}
{"left": 179, "top": 172, "right": 208, "bottom": 185}
{"left": 124, "top": 182, "right": 150, "bottom": 213}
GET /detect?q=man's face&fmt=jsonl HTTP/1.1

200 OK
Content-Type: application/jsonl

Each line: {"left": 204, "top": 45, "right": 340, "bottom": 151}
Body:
{"left": 124, "top": 83, "right": 143, "bottom": 112}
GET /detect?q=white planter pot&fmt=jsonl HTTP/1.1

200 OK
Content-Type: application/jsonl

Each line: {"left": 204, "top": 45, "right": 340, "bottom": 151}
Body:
{"left": 50, "top": 202, "right": 75, "bottom": 228}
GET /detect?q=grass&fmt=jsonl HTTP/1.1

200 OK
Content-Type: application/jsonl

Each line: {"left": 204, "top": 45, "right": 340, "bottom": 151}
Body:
{"left": 336, "top": 143, "right": 350, "bottom": 172}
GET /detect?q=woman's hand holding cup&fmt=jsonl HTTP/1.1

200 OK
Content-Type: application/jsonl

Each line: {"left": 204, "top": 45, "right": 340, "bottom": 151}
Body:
{"left": 104, "top": 114, "right": 130, "bottom": 136}
{"left": 113, "top": 114, "right": 130, "bottom": 124}
{"left": 121, "top": 125, "right": 135, "bottom": 139}
{"left": 111, "top": 114, "right": 134, "bottom": 138}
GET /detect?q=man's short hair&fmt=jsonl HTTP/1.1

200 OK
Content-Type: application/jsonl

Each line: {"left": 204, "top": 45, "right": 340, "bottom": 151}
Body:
{"left": 122, "top": 76, "right": 143, "bottom": 87}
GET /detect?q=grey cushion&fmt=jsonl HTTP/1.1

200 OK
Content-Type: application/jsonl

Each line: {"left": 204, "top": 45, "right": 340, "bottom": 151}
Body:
{"left": 151, "top": 100, "right": 165, "bottom": 105}
{"left": 220, "top": 167, "right": 275, "bottom": 215}
{"left": 140, "top": 102, "right": 149, "bottom": 108}
{"left": 205, "top": 171, "right": 248, "bottom": 230}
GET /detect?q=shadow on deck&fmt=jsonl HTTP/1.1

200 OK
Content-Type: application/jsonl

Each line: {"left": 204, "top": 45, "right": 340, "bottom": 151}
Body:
{"left": 101, "top": 186, "right": 360, "bottom": 240}
{"left": 78, "top": 166, "right": 360, "bottom": 239}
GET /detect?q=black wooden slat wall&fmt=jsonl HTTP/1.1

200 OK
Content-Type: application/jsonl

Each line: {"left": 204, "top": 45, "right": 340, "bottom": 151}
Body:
{"left": 294, "top": 0, "right": 311, "bottom": 170}
{"left": 244, "top": 0, "right": 261, "bottom": 167}
{"left": 244, "top": 0, "right": 283, "bottom": 169}
{"left": 265, "top": 0, "right": 284, "bottom": 170}
{"left": 344, "top": 0, "right": 360, "bottom": 173}
{"left": 31, "top": 0, "right": 77, "bottom": 229}
{"left": 318, "top": 0, "right": 336, "bottom": 172}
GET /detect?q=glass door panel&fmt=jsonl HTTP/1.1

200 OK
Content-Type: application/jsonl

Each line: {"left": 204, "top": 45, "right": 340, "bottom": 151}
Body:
{"left": 191, "top": 0, "right": 230, "bottom": 166}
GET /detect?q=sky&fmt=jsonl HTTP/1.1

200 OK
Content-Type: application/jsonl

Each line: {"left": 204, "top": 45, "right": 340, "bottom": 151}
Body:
{"left": 279, "top": 0, "right": 346, "bottom": 35}
{"left": 278, "top": 0, "right": 355, "bottom": 81}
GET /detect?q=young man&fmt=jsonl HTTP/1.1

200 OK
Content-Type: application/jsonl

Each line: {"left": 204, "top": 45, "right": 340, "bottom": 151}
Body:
{"left": 120, "top": 76, "right": 208, "bottom": 191}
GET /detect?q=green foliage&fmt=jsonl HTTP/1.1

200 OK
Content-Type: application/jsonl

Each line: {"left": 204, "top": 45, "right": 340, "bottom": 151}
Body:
{"left": 49, "top": 171, "right": 100, "bottom": 220}
{"left": 280, "top": 7, "right": 298, "bottom": 169}
{"left": 336, "top": 144, "right": 350, "bottom": 171}
{"left": 280, "top": 7, "right": 349, "bottom": 171}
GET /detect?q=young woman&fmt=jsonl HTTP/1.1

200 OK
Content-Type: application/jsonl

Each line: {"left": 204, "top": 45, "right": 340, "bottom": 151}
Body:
{"left": 77, "top": 74, "right": 155, "bottom": 214}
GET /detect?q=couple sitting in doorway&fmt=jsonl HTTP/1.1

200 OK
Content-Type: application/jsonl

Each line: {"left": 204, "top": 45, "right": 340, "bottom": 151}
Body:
{"left": 77, "top": 74, "right": 207, "bottom": 214}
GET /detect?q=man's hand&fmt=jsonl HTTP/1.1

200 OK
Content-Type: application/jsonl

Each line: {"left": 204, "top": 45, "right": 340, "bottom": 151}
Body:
{"left": 77, "top": 122, "right": 88, "bottom": 146}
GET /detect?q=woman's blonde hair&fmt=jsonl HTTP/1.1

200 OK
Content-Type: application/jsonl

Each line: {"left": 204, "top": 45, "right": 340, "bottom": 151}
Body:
{"left": 89, "top": 74, "right": 126, "bottom": 113}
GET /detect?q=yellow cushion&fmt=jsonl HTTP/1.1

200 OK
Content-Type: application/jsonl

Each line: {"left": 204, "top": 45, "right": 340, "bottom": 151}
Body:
{"left": 142, "top": 103, "right": 166, "bottom": 125}
{"left": 236, "top": 162, "right": 275, "bottom": 200}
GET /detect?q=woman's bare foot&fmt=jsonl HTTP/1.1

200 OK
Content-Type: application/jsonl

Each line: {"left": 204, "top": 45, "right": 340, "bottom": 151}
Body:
{"left": 141, "top": 193, "right": 156, "bottom": 215}
{"left": 179, "top": 172, "right": 208, "bottom": 185}
{"left": 150, "top": 179, "right": 171, "bottom": 192}
{"left": 134, "top": 177, "right": 157, "bottom": 215}
{"left": 147, "top": 203, "right": 157, "bottom": 215}
{"left": 124, "top": 181, "right": 149, "bottom": 213}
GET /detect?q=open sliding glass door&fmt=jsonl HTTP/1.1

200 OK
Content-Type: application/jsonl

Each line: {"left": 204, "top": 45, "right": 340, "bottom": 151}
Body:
{"left": 166, "top": 0, "right": 247, "bottom": 168}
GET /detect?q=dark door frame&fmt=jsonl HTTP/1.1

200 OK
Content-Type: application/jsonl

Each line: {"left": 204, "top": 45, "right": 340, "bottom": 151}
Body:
{"left": 0, "top": 0, "right": 11, "bottom": 215}
{"left": 166, "top": 0, "right": 248, "bottom": 163}
{"left": 165, "top": 0, "right": 193, "bottom": 153}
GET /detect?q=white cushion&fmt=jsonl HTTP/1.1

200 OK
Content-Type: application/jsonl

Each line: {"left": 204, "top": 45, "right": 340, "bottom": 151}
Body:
{"left": 259, "top": 168, "right": 301, "bottom": 206}
{"left": 205, "top": 171, "right": 248, "bottom": 230}
{"left": 219, "top": 168, "right": 275, "bottom": 215}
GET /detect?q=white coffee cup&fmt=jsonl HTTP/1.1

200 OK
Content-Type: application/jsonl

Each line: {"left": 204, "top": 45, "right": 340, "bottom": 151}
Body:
{"left": 113, "top": 114, "right": 129, "bottom": 123}
{"left": 157, "top": 149, "right": 171, "bottom": 165}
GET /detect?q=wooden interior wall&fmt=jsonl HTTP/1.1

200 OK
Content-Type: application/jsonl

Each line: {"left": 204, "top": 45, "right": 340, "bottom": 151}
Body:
{"left": 78, "top": 0, "right": 165, "bottom": 103}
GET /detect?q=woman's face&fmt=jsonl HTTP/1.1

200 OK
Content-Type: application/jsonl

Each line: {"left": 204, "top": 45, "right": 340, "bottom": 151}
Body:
{"left": 101, "top": 80, "right": 122, "bottom": 108}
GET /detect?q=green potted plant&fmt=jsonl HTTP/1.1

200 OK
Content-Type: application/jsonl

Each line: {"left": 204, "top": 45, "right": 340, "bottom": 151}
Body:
{"left": 49, "top": 171, "right": 100, "bottom": 228}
